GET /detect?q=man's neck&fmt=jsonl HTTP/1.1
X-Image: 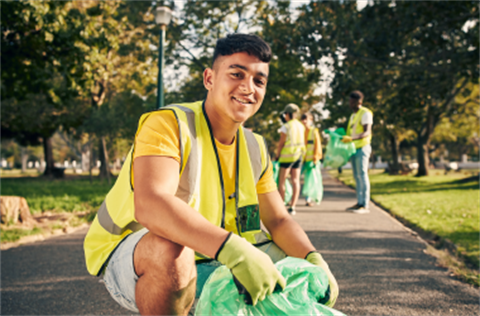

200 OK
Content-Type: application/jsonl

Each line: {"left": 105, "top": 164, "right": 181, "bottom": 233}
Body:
{"left": 204, "top": 101, "right": 239, "bottom": 146}
{"left": 353, "top": 105, "right": 362, "bottom": 113}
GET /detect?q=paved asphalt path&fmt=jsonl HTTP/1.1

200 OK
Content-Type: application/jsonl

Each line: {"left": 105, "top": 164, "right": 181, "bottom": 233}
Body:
{"left": 2, "top": 172, "right": 479, "bottom": 315}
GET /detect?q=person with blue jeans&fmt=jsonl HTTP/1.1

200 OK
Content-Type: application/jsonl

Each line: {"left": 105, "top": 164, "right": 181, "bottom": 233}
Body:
{"left": 341, "top": 91, "right": 373, "bottom": 214}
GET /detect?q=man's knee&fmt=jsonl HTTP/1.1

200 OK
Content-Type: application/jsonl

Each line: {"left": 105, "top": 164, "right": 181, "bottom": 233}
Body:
{"left": 134, "top": 232, "right": 196, "bottom": 286}
{"left": 134, "top": 233, "right": 197, "bottom": 314}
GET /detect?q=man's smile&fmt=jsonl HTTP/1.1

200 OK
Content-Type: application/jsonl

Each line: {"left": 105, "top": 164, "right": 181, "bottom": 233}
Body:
{"left": 232, "top": 96, "right": 255, "bottom": 105}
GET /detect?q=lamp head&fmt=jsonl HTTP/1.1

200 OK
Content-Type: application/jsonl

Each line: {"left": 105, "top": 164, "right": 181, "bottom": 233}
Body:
{"left": 155, "top": 6, "right": 172, "bottom": 26}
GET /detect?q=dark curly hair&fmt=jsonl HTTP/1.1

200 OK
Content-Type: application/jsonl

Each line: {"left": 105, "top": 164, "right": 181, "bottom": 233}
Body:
{"left": 212, "top": 33, "right": 272, "bottom": 67}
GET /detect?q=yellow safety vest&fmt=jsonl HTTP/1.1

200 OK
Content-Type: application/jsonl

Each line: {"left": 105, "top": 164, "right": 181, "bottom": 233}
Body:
{"left": 84, "top": 101, "right": 271, "bottom": 276}
{"left": 346, "top": 106, "right": 373, "bottom": 149}
{"left": 279, "top": 119, "right": 305, "bottom": 163}
{"left": 304, "top": 127, "right": 317, "bottom": 162}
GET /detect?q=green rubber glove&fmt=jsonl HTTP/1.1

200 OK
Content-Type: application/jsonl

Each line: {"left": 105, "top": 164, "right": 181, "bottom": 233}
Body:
{"left": 216, "top": 233, "right": 286, "bottom": 306}
{"left": 305, "top": 251, "right": 339, "bottom": 308}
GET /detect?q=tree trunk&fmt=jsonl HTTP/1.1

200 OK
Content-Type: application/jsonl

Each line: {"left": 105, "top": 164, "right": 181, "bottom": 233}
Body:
{"left": 389, "top": 133, "right": 400, "bottom": 175}
{"left": 21, "top": 147, "right": 28, "bottom": 173}
{"left": 82, "top": 146, "right": 90, "bottom": 173}
{"left": 416, "top": 105, "right": 436, "bottom": 177}
{"left": 98, "top": 136, "right": 111, "bottom": 184}
{"left": 89, "top": 140, "right": 93, "bottom": 184}
{"left": 416, "top": 136, "right": 430, "bottom": 176}
{"left": 42, "top": 136, "right": 55, "bottom": 177}
{"left": 371, "top": 149, "right": 375, "bottom": 170}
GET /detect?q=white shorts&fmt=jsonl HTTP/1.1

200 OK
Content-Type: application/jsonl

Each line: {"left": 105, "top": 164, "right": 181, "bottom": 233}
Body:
{"left": 102, "top": 228, "right": 286, "bottom": 313}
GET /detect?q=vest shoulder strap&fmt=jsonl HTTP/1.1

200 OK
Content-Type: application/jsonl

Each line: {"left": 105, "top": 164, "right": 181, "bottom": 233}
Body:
{"left": 165, "top": 104, "right": 198, "bottom": 203}
{"left": 243, "top": 128, "right": 269, "bottom": 184}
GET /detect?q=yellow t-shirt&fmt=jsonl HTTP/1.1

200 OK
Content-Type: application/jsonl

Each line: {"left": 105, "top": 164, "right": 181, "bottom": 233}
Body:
{"left": 133, "top": 111, "right": 276, "bottom": 231}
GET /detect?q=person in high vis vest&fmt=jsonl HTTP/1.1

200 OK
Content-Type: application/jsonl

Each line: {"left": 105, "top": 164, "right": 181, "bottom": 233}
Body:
{"left": 275, "top": 103, "right": 305, "bottom": 215}
{"left": 300, "top": 112, "right": 323, "bottom": 206}
{"left": 341, "top": 90, "right": 373, "bottom": 214}
{"left": 83, "top": 34, "right": 338, "bottom": 315}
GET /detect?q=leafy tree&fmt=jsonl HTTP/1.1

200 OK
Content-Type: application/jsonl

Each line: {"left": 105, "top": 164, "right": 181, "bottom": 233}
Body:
{"left": 296, "top": 0, "right": 479, "bottom": 176}
{"left": 431, "top": 83, "right": 480, "bottom": 161}
{"left": 72, "top": 1, "right": 158, "bottom": 181}
{"left": 166, "top": 0, "right": 323, "bottom": 153}
{"left": 1, "top": 0, "right": 87, "bottom": 176}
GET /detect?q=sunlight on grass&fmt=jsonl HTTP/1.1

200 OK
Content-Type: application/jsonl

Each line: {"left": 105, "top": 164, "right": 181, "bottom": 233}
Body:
{"left": 1, "top": 227, "right": 43, "bottom": 242}
{"left": 1, "top": 176, "right": 112, "bottom": 214}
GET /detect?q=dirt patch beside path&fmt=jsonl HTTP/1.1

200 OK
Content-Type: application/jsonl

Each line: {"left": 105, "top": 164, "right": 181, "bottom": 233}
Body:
{"left": 0, "top": 211, "right": 91, "bottom": 250}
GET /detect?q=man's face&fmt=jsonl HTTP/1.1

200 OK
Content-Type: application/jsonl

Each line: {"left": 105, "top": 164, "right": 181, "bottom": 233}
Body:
{"left": 203, "top": 52, "right": 269, "bottom": 124}
{"left": 349, "top": 97, "right": 360, "bottom": 111}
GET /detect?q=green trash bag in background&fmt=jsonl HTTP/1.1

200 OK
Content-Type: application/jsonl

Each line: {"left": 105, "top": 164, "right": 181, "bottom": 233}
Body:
{"left": 195, "top": 257, "right": 346, "bottom": 316}
{"left": 302, "top": 161, "right": 323, "bottom": 204}
{"left": 323, "top": 128, "right": 356, "bottom": 169}
{"left": 272, "top": 161, "right": 292, "bottom": 204}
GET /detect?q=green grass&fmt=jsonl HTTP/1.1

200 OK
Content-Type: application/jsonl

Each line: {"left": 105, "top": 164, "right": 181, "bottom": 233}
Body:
{"left": 1, "top": 227, "right": 43, "bottom": 242}
{"left": 1, "top": 175, "right": 113, "bottom": 214}
{"left": 331, "top": 169, "right": 480, "bottom": 271}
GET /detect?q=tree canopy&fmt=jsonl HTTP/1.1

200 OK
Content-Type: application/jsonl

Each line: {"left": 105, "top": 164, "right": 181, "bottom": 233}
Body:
{"left": 2, "top": 0, "right": 478, "bottom": 176}
{"left": 295, "top": 0, "right": 479, "bottom": 175}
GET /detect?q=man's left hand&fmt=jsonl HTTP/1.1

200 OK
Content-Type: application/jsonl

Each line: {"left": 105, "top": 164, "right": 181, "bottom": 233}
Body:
{"left": 305, "top": 251, "right": 339, "bottom": 308}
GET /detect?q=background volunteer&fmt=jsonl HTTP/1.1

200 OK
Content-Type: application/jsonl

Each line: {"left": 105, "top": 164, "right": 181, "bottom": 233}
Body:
{"left": 276, "top": 103, "right": 305, "bottom": 215}
{"left": 342, "top": 90, "right": 373, "bottom": 214}
{"left": 300, "top": 111, "right": 323, "bottom": 206}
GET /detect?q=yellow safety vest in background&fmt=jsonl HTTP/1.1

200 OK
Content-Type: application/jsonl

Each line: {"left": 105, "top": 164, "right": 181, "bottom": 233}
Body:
{"left": 84, "top": 101, "right": 270, "bottom": 276}
{"left": 304, "top": 127, "right": 317, "bottom": 162}
{"left": 346, "top": 106, "right": 373, "bottom": 149}
{"left": 279, "top": 119, "right": 305, "bottom": 163}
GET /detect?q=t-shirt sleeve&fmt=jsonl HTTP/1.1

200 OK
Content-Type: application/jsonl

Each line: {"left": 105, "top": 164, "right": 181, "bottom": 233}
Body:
{"left": 133, "top": 111, "right": 181, "bottom": 163}
{"left": 361, "top": 111, "right": 373, "bottom": 125}
{"left": 256, "top": 160, "right": 277, "bottom": 194}
{"left": 279, "top": 125, "right": 287, "bottom": 134}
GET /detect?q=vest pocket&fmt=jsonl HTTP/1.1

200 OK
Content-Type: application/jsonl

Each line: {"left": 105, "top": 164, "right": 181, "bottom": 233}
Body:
{"left": 237, "top": 204, "right": 260, "bottom": 232}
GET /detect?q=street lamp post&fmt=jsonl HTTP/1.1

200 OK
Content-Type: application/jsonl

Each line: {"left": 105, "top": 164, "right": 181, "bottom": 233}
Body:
{"left": 155, "top": 6, "right": 172, "bottom": 109}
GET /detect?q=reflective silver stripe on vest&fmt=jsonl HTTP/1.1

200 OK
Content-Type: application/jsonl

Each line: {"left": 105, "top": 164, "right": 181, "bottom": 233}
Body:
{"left": 97, "top": 200, "right": 143, "bottom": 235}
{"left": 243, "top": 129, "right": 263, "bottom": 183}
{"left": 169, "top": 105, "right": 198, "bottom": 204}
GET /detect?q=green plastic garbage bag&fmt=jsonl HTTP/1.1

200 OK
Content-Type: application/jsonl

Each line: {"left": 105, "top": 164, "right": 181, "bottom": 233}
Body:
{"left": 195, "top": 257, "right": 346, "bottom": 316}
{"left": 272, "top": 161, "right": 292, "bottom": 204}
{"left": 323, "top": 128, "right": 356, "bottom": 169}
{"left": 302, "top": 161, "right": 323, "bottom": 204}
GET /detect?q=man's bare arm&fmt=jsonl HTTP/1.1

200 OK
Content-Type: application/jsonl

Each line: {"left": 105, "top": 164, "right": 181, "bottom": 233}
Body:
{"left": 353, "top": 123, "right": 372, "bottom": 140}
{"left": 259, "top": 190, "right": 315, "bottom": 258}
{"left": 275, "top": 132, "right": 287, "bottom": 160}
{"left": 133, "top": 156, "right": 229, "bottom": 258}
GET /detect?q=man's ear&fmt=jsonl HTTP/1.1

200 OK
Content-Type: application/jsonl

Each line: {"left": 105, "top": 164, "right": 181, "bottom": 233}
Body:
{"left": 203, "top": 68, "right": 214, "bottom": 91}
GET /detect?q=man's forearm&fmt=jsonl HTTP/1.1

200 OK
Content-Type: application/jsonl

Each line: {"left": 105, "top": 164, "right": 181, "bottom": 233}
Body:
{"left": 352, "top": 131, "right": 371, "bottom": 140}
{"left": 268, "top": 216, "right": 315, "bottom": 258}
{"left": 276, "top": 142, "right": 285, "bottom": 160}
{"left": 353, "top": 124, "right": 372, "bottom": 140}
{"left": 276, "top": 133, "right": 287, "bottom": 160}
{"left": 135, "top": 191, "right": 229, "bottom": 259}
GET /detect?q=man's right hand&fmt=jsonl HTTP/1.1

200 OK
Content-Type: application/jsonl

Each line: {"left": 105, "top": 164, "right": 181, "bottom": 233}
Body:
{"left": 216, "top": 233, "right": 286, "bottom": 306}
{"left": 341, "top": 135, "right": 353, "bottom": 143}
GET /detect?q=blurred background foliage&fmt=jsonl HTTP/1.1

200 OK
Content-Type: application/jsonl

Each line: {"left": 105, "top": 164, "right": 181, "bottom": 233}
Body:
{"left": 1, "top": 0, "right": 478, "bottom": 178}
